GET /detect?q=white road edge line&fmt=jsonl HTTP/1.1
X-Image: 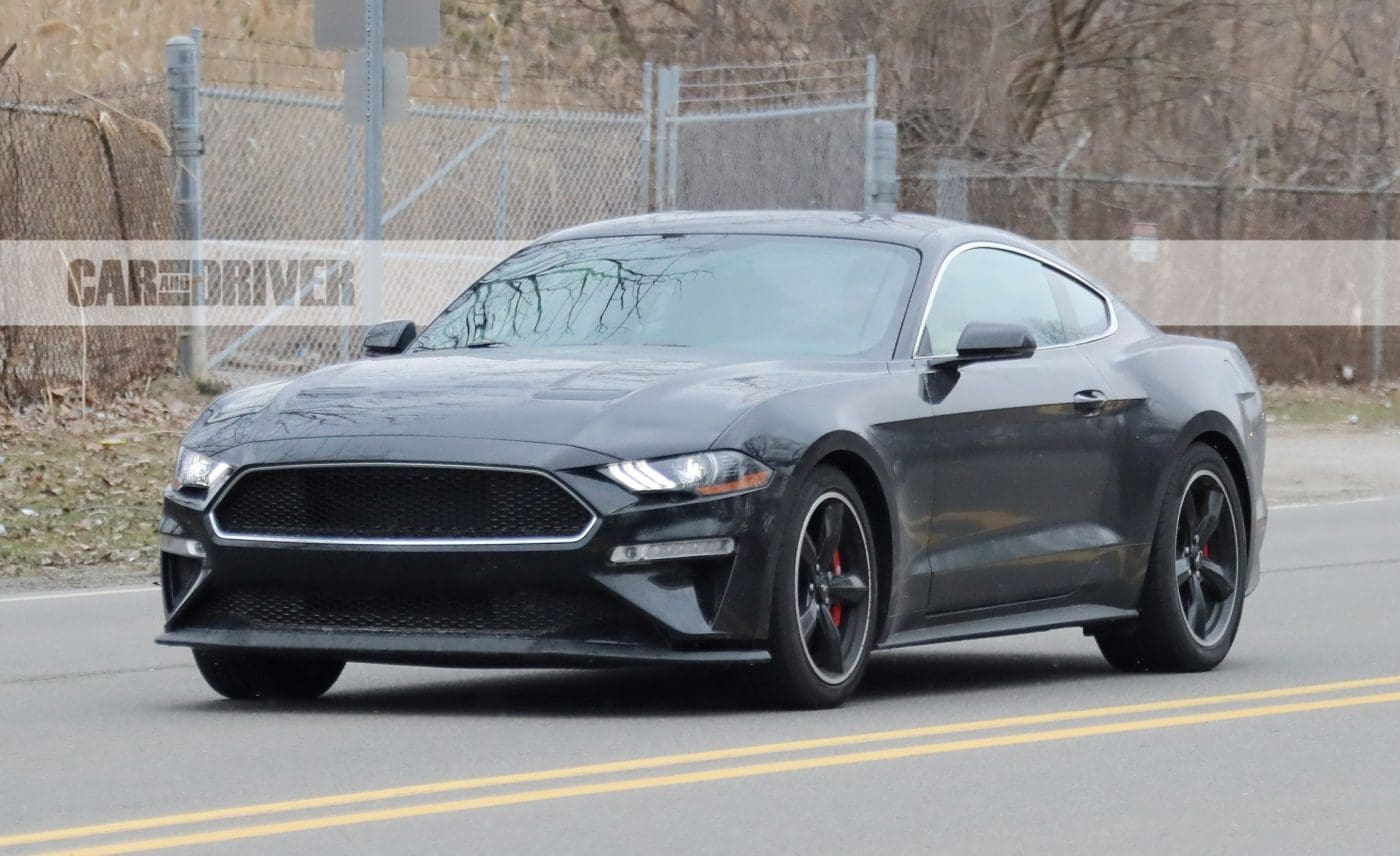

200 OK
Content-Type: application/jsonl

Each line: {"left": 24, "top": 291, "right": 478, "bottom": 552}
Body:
{"left": 1271, "top": 496, "right": 1388, "bottom": 511}
{"left": 0, "top": 586, "right": 159, "bottom": 604}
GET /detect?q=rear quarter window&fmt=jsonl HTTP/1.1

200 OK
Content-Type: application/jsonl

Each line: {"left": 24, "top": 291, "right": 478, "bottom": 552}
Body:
{"left": 1045, "top": 267, "right": 1111, "bottom": 340}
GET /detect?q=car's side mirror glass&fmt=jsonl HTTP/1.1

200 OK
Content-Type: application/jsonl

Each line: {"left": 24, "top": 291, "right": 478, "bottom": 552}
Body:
{"left": 362, "top": 320, "right": 417, "bottom": 357}
{"left": 953, "top": 322, "right": 1037, "bottom": 363}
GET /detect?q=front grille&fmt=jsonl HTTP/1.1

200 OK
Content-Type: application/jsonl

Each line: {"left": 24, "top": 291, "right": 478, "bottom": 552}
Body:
{"left": 183, "top": 586, "right": 656, "bottom": 641}
{"left": 212, "top": 465, "right": 593, "bottom": 541}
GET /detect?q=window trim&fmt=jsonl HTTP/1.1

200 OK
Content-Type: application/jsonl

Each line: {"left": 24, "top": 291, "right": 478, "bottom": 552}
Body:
{"left": 910, "top": 240, "right": 1119, "bottom": 359}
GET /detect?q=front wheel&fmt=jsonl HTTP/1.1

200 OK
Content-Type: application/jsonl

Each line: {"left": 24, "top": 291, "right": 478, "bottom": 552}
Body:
{"left": 1096, "top": 444, "right": 1246, "bottom": 672}
{"left": 193, "top": 650, "right": 345, "bottom": 700}
{"left": 766, "top": 466, "right": 878, "bottom": 709}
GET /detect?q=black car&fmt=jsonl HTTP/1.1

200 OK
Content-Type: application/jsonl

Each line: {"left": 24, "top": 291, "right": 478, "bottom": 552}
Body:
{"left": 158, "top": 211, "right": 1266, "bottom": 708}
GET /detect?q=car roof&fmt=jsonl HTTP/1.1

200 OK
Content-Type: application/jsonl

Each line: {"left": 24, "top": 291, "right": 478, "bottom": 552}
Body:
{"left": 538, "top": 210, "right": 962, "bottom": 249}
{"left": 533, "top": 210, "right": 1099, "bottom": 290}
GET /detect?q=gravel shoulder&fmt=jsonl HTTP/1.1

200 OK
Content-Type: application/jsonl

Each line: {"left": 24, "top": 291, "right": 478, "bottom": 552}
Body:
{"left": 1264, "top": 424, "right": 1400, "bottom": 505}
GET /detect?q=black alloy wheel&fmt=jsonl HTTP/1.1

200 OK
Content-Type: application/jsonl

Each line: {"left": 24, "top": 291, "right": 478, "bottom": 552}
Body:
{"left": 1174, "top": 470, "right": 1240, "bottom": 646}
{"left": 767, "top": 466, "right": 877, "bottom": 708}
{"left": 1096, "top": 444, "right": 1245, "bottom": 672}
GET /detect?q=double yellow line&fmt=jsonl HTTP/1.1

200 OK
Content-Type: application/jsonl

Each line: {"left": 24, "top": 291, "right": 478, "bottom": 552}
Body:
{"left": 10, "top": 674, "right": 1400, "bottom": 855}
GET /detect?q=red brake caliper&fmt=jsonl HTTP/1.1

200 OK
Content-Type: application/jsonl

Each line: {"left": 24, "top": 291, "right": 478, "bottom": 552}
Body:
{"left": 830, "top": 549, "right": 844, "bottom": 627}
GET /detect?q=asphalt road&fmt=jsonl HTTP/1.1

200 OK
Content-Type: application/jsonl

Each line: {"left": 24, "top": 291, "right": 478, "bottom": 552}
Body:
{"left": 3, "top": 496, "right": 1399, "bottom": 855}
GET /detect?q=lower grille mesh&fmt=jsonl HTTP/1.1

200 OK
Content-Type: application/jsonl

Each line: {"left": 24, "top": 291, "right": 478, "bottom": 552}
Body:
{"left": 186, "top": 587, "right": 655, "bottom": 641}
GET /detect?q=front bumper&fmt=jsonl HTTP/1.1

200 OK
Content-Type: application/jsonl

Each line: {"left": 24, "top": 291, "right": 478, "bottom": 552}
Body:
{"left": 156, "top": 436, "right": 784, "bottom": 667}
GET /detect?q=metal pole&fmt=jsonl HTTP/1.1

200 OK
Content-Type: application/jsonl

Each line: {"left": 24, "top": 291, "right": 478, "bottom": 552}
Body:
{"left": 666, "top": 66, "right": 679, "bottom": 208}
{"left": 495, "top": 56, "right": 511, "bottom": 241}
{"left": 1215, "top": 184, "right": 1227, "bottom": 340}
{"left": 863, "top": 54, "right": 877, "bottom": 213}
{"left": 653, "top": 65, "right": 668, "bottom": 211}
{"left": 1372, "top": 193, "right": 1387, "bottom": 385}
{"left": 341, "top": 123, "right": 358, "bottom": 360}
{"left": 640, "top": 61, "right": 652, "bottom": 213}
{"left": 870, "top": 119, "right": 898, "bottom": 215}
{"left": 363, "top": 0, "right": 385, "bottom": 324}
{"left": 166, "top": 30, "right": 208, "bottom": 384}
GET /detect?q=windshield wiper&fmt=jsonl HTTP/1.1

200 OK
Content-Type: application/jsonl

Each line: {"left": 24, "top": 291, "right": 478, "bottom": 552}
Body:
{"left": 463, "top": 340, "right": 510, "bottom": 349}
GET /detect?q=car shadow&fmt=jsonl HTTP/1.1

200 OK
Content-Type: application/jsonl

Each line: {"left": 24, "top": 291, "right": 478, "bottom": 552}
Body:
{"left": 858, "top": 647, "right": 1116, "bottom": 702}
{"left": 171, "top": 646, "right": 1119, "bottom": 718}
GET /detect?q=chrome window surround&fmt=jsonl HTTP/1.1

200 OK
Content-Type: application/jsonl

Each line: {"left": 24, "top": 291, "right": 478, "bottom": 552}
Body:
{"left": 911, "top": 240, "right": 1119, "bottom": 359}
{"left": 207, "top": 461, "right": 600, "bottom": 547}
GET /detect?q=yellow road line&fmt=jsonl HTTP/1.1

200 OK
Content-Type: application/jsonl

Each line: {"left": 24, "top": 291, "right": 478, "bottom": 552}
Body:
{"left": 6, "top": 674, "right": 1400, "bottom": 849}
{"left": 39, "top": 688, "right": 1400, "bottom": 856}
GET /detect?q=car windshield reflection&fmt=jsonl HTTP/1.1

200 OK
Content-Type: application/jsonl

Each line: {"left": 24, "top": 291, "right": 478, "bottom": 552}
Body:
{"left": 411, "top": 234, "right": 919, "bottom": 358}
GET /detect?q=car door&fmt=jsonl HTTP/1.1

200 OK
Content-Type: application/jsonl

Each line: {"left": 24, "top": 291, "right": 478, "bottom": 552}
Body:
{"left": 917, "top": 245, "right": 1121, "bottom": 614}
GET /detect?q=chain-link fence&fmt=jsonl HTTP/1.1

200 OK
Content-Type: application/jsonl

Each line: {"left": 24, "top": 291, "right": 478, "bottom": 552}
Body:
{"left": 655, "top": 57, "right": 874, "bottom": 211}
{"left": 0, "top": 76, "right": 176, "bottom": 405}
{"left": 191, "top": 41, "right": 882, "bottom": 385}
{"left": 200, "top": 88, "right": 649, "bottom": 243}
{"left": 0, "top": 35, "right": 887, "bottom": 398}
{"left": 195, "top": 50, "right": 653, "bottom": 380}
{"left": 907, "top": 166, "right": 1400, "bottom": 383}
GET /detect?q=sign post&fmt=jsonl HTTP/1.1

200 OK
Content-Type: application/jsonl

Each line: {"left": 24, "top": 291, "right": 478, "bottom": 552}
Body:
{"left": 314, "top": 0, "right": 440, "bottom": 326}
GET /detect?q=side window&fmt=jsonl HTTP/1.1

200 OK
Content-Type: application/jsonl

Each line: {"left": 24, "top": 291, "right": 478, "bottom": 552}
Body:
{"left": 1044, "top": 267, "right": 1111, "bottom": 340}
{"left": 920, "top": 247, "right": 1067, "bottom": 355}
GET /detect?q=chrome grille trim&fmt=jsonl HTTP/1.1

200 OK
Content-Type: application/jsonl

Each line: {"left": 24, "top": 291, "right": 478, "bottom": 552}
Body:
{"left": 207, "top": 462, "right": 599, "bottom": 546}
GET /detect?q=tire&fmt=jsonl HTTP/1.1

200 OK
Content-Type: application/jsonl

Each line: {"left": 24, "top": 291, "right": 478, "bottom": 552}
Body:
{"left": 765, "top": 466, "right": 879, "bottom": 709}
{"left": 1096, "top": 443, "right": 1246, "bottom": 672}
{"left": 193, "top": 650, "right": 345, "bottom": 700}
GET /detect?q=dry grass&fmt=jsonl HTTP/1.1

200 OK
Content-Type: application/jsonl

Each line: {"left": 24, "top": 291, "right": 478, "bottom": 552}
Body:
{"left": 1263, "top": 384, "right": 1400, "bottom": 430}
{"left": 3, "top": 0, "right": 641, "bottom": 109}
{"left": 0, "top": 377, "right": 212, "bottom": 586}
{"left": 6, "top": 0, "right": 210, "bottom": 95}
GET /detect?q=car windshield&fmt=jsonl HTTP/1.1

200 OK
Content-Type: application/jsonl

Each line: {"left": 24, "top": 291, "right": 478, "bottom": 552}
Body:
{"left": 411, "top": 234, "right": 919, "bottom": 357}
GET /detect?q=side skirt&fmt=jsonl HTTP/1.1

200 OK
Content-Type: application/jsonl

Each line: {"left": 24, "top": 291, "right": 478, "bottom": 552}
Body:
{"left": 877, "top": 603, "right": 1137, "bottom": 650}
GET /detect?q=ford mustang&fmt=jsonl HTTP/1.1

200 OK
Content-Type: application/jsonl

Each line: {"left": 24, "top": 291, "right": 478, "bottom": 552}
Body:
{"left": 157, "top": 211, "right": 1266, "bottom": 708}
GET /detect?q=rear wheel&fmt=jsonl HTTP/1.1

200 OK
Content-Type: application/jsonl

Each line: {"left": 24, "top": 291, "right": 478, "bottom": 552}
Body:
{"left": 766, "top": 466, "right": 878, "bottom": 709}
{"left": 1097, "top": 444, "right": 1245, "bottom": 672}
{"left": 193, "top": 650, "right": 345, "bottom": 700}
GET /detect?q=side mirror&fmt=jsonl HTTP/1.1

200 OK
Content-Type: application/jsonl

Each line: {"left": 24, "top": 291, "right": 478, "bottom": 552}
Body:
{"left": 362, "top": 320, "right": 417, "bottom": 357}
{"left": 953, "top": 322, "right": 1037, "bottom": 363}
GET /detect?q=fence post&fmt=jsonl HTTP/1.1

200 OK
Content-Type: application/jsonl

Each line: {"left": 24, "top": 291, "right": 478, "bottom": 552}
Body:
{"left": 1214, "top": 183, "right": 1228, "bottom": 340}
{"left": 863, "top": 54, "right": 877, "bottom": 213}
{"left": 495, "top": 56, "right": 511, "bottom": 240}
{"left": 341, "top": 123, "right": 359, "bottom": 361}
{"left": 640, "top": 61, "right": 652, "bottom": 213}
{"left": 166, "top": 30, "right": 208, "bottom": 384}
{"left": 1372, "top": 192, "right": 1387, "bottom": 385}
{"left": 653, "top": 65, "right": 667, "bottom": 210}
{"left": 361, "top": 0, "right": 385, "bottom": 325}
{"left": 870, "top": 119, "right": 898, "bottom": 215}
{"left": 666, "top": 66, "right": 680, "bottom": 209}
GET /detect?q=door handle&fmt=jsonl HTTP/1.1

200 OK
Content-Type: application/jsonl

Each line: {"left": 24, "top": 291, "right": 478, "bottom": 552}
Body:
{"left": 1073, "top": 389, "right": 1107, "bottom": 416}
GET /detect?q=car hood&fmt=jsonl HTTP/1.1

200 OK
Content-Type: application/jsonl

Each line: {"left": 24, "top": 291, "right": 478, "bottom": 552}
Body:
{"left": 187, "top": 348, "right": 872, "bottom": 460}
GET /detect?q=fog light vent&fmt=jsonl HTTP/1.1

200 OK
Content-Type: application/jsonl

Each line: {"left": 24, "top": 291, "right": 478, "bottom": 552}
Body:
{"left": 160, "top": 553, "right": 202, "bottom": 613}
{"left": 610, "top": 538, "right": 735, "bottom": 565}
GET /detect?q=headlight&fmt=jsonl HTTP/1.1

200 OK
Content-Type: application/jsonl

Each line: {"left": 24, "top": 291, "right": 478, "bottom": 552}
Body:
{"left": 173, "top": 448, "right": 233, "bottom": 493}
{"left": 601, "top": 451, "right": 772, "bottom": 497}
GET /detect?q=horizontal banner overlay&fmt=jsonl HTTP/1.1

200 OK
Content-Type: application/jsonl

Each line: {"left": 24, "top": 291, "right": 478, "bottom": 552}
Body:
{"left": 0, "top": 240, "right": 1397, "bottom": 327}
